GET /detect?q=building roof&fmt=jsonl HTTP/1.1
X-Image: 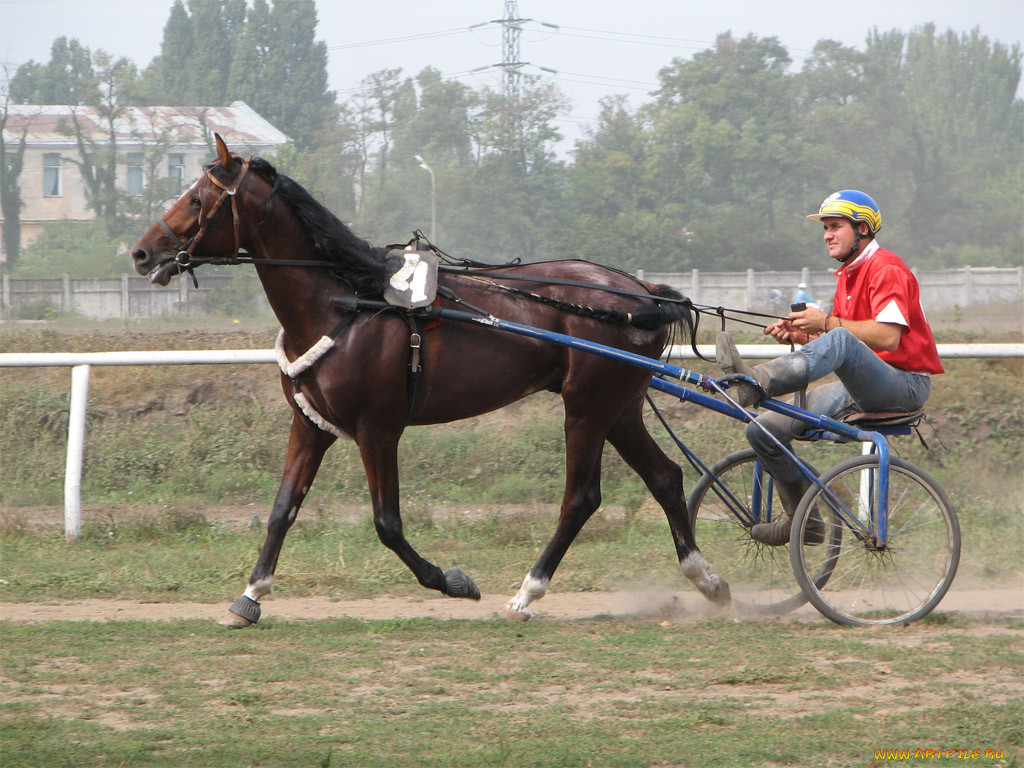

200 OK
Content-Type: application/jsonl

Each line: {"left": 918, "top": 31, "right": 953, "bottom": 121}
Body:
{"left": 2, "top": 101, "right": 288, "bottom": 149}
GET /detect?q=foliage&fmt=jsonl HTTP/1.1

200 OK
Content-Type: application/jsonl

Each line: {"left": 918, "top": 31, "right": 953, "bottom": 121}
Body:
{"left": 6, "top": 21, "right": 1022, "bottom": 272}
{"left": 10, "top": 220, "right": 133, "bottom": 278}
{"left": 0, "top": 85, "right": 29, "bottom": 266}
{"left": 140, "top": 0, "right": 332, "bottom": 149}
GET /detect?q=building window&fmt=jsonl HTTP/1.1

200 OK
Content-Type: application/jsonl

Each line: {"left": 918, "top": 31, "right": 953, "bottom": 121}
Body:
{"left": 126, "top": 152, "right": 143, "bottom": 195}
{"left": 168, "top": 154, "right": 185, "bottom": 193}
{"left": 43, "top": 153, "right": 61, "bottom": 196}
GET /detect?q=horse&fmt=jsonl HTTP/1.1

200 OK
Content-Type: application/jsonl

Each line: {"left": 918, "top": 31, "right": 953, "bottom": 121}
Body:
{"left": 130, "top": 134, "right": 729, "bottom": 627}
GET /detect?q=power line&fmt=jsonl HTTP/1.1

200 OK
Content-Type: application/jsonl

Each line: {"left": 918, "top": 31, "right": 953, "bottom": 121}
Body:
{"left": 327, "top": 27, "right": 469, "bottom": 50}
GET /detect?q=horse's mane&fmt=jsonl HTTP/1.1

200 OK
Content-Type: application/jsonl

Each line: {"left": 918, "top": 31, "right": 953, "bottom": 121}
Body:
{"left": 247, "top": 157, "right": 388, "bottom": 295}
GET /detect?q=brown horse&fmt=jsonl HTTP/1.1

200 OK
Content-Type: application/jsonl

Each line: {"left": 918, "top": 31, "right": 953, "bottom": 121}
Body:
{"left": 130, "top": 135, "right": 729, "bottom": 627}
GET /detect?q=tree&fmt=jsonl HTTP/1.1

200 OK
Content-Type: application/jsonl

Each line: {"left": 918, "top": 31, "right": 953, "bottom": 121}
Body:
{"left": 228, "top": 0, "right": 333, "bottom": 149}
{"left": 141, "top": 0, "right": 245, "bottom": 105}
{"left": 10, "top": 40, "right": 143, "bottom": 237}
{"left": 9, "top": 37, "right": 99, "bottom": 105}
{"left": 1, "top": 68, "right": 31, "bottom": 267}
{"left": 638, "top": 33, "right": 810, "bottom": 268}
{"left": 141, "top": 0, "right": 332, "bottom": 148}
{"left": 54, "top": 51, "right": 141, "bottom": 235}
{"left": 474, "top": 74, "right": 568, "bottom": 171}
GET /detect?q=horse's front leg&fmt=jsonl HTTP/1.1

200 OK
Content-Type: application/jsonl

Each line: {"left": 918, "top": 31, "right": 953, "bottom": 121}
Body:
{"left": 359, "top": 433, "right": 480, "bottom": 600}
{"left": 219, "top": 414, "right": 335, "bottom": 627}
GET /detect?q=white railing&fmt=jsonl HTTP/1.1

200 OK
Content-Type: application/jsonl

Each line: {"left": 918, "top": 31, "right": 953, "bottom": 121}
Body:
{"left": 2, "top": 343, "right": 1022, "bottom": 539}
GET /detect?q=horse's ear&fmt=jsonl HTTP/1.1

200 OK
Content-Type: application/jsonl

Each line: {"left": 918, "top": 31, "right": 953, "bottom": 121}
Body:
{"left": 215, "top": 133, "right": 232, "bottom": 167}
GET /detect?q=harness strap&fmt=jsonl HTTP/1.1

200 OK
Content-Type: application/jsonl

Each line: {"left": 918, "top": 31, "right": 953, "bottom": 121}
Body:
{"left": 400, "top": 312, "right": 425, "bottom": 423}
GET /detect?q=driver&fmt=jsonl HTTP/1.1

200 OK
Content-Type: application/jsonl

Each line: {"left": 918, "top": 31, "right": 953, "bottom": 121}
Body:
{"left": 715, "top": 190, "right": 944, "bottom": 545}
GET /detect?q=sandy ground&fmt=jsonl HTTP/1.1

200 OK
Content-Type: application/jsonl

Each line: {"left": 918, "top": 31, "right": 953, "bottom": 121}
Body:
{"left": 2, "top": 586, "right": 1021, "bottom": 625}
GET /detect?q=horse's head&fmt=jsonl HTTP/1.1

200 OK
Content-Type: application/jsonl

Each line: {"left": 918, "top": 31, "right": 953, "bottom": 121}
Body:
{"left": 131, "top": 134, "right": 254, "bottom": 286}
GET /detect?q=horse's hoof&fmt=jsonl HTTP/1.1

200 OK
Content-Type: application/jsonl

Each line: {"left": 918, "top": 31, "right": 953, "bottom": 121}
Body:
{"left": 218, "top": 595, "right": 261, "bottom": 627}
{"left": 501, "top": 604, "right": 532, "bottom": 622}
{"left": 444, "top": 567, "right": 481, "bottom": 600}
{"left": 707, "top": 577, "right": 732, "bottom": 606}
{"left": 218, "top": 610, "right": 254, "bottom": 628}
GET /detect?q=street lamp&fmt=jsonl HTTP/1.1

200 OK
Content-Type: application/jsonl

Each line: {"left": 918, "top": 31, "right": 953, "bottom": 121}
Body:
{"left": 413, "top": 154, "right": 436, "bottom": 243}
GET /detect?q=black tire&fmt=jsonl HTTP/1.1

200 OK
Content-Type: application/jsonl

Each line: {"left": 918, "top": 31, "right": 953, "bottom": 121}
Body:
{"left": 687, "top": 450, "right": 816, "bottom": 616}
{"left": 790, "top": 454, "right": 960, "bottom": 627}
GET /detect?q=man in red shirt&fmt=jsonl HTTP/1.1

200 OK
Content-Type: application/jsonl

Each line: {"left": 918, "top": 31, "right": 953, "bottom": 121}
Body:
{"left": 716, "top": 190, "right": 943, "bottom": 545}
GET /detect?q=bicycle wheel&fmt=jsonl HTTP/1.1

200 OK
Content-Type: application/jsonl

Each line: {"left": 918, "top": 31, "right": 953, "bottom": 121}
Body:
{"left": 687, "top": 450, "right": 816, "bottom": 616}
{"left": 790, "top": 454, "right": 960, "bottom": 627}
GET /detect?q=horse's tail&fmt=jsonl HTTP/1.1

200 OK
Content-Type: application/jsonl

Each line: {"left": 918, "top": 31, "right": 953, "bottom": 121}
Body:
{"left": 630, "top": 284, "right": 705, "bottom": 361}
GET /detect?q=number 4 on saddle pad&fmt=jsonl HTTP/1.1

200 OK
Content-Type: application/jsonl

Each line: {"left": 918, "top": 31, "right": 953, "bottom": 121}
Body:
{"left": 384, "top": 250, "right": 439, "bottom": 309}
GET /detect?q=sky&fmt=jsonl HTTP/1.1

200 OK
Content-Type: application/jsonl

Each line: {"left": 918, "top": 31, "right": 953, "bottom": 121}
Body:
{"left": 1, "top": 0, "right": 1022, "bottom": 148}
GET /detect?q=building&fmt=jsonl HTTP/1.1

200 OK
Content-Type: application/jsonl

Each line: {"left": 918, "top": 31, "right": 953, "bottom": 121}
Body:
{"left": 1, "top": 101, "right": 288, "bottom": 255}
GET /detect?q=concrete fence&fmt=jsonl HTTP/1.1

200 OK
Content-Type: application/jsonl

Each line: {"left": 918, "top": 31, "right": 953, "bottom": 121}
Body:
{"left": 1, "top": 273, "right": 239, "bottom": 319}
{"left": 2, "top": 266, "right": 1022, "bottom": 320}
{"left": 637, "top": 266, "right": 1024, "bottom": 314}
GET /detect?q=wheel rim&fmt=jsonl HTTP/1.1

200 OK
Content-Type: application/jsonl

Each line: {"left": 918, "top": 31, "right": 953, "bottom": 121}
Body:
{"left": 792, "top": 455, "right": 960, "bottom": 626}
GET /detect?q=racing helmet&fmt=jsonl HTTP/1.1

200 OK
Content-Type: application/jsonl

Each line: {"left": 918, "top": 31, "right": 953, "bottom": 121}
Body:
{"left": 807, "top": 190, "right": 881, "bottom": 234}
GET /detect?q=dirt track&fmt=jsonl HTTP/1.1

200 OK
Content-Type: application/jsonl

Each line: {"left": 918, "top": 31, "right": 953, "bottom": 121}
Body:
{"left": 2, "top": 585, "right": 1022, "bottom": 624}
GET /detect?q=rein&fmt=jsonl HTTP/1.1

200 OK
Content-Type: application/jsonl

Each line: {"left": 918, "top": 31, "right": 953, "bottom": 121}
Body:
{"left": 437, "top": 265, "right": 789, "bottom": 330}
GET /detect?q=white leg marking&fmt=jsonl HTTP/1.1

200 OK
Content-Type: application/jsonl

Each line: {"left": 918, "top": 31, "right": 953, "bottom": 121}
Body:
{"left": 503, "top": 574, "right": 549, "bottom": 621}
{"left": 244, "top": 577, "right": 274, "bottom": 602}
{"left": 681, "top": 552, "right": 730, "bottom": 605}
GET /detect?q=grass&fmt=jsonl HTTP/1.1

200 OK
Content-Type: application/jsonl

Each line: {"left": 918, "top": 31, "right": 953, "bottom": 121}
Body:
{"left": 2, "top": 616, "right": 1022, "bottom": 767}
{"left": 0, "top": 507, "right": 710, "bottom": 602}
{"left": 1, "top": 488, "right": 1021, "bottom": 605}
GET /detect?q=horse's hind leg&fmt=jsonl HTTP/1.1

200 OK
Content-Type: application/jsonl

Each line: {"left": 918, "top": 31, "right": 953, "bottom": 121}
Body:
{"left": 605, "top": 399, "right": 731, "bottom": 606}
{"left": 359, "top": 433, "right": 481, "bottom": 600}
{"left": 220, "top": 414, "right": 335, "bottom": 628}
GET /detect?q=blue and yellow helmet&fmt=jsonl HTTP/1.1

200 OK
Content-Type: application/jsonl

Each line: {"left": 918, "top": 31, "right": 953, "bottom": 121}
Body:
{"left": 807, "top": 190, "right": 882, "bottom": 234}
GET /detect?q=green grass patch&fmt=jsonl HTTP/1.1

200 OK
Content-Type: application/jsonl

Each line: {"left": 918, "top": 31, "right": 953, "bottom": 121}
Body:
{"left": 1, "top": 617, "right": 1021, "bottom": 768}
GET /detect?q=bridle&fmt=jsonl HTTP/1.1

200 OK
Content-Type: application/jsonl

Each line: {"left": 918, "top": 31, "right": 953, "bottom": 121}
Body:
{"left": 157, "top": 158, "right": 251, "bottom": 287}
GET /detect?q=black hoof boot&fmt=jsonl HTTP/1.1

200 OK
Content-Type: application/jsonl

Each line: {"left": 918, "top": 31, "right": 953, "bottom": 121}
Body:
{"left": 444, "top": 567, "right": 481, "bottom": 600}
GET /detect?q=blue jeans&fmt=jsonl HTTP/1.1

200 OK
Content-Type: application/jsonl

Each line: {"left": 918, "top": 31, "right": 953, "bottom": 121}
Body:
{"left": 746, "top": 328, "right": 932, "bottom": 485}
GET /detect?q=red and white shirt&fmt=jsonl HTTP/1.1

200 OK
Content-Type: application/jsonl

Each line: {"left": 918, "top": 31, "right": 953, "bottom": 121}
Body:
{"left": 832, "top": 241, "right": 944, "bottom": 375}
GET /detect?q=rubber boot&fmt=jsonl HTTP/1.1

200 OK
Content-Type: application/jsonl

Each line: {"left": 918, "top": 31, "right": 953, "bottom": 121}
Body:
{"left": 750, "top": 478, "right": 825, "bottom": 547}
{"left": 716, "top": 332, "right": 811, "bottom": 408}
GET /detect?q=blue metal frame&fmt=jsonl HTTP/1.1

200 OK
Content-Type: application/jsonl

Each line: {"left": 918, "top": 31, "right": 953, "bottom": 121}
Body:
{"left": 462, "top": 311, "right": 896, "bottom": 544}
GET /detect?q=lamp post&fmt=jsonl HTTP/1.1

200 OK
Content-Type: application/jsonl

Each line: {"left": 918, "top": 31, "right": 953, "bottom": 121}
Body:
{"left": 413, "top": 154, "right": 436, "bottom": 242}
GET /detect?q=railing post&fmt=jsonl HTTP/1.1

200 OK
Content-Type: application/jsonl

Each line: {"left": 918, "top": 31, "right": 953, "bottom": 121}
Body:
{"left": 121, "top": 273, "right": 130, "bottom": 318}
{"left": 64, "top": 364, "right": 91, "bottom": 540}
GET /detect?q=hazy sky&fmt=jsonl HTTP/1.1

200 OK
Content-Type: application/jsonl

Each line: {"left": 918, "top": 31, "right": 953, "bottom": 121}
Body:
{"left": 2, "top": 0, "right": 1021, "bottom": 145}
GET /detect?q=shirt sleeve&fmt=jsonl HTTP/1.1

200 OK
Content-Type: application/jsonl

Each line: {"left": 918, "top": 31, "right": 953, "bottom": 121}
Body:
{"left": 869, "top": 265, "right": 912, "bottom": 328}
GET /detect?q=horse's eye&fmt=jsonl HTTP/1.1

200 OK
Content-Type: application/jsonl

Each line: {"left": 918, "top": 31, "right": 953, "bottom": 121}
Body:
{"left": 190, "top": 195, "right": 202, "bottom": 209}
